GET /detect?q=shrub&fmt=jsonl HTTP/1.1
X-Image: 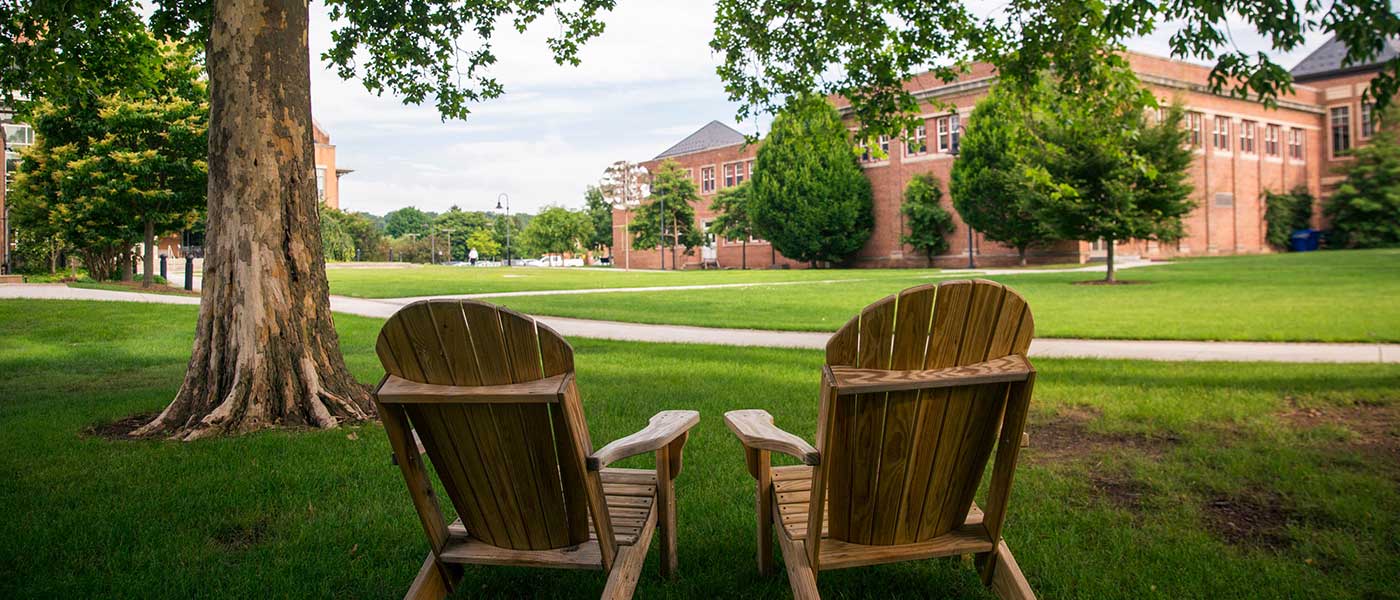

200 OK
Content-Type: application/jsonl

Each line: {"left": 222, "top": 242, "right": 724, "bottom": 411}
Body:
{"left": 1263, "top": 187, "right": 1315, "bottom": 250}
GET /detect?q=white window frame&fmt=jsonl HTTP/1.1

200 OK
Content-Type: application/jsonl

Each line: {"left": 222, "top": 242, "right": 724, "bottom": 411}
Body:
{"left": 722, "top": 163, "right": 736, "bottom": 188}
{"left": 1361, "top": 102, "right": 1374, "bottom": 139}
{"left": 906, "top": 124, "right": 927, "bottom": 156}
{"left": 1186, "top": 112, "right": 1203, "bottom": 147}
{"left": 1330, "top": 106, "right": 1351, "bottom": 158}
{"left": 1240, "top": 120, "right": 1256, "bottom": 154}
{"left": 315, "top": 166, "right": 327, "bottom": 201}
{"left": 1213, "top": 116, "right": 1231, "bottom": 152}
{"left": 700, "top": 166, "right": 716, "bottom": 193}
{"left": 1288, "top": 128, "right": 1304, "bottom": 161}
{"left": 1264, "top": 124, "right": 1280, "bottom": 157}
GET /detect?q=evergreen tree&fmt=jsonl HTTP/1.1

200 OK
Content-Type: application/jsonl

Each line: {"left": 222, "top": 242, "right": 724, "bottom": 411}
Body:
{"left": 750, "top": 95, "right": 873, "bottom": 266}
{"left": 1325, "top": 106, "right": 1400, "bottom": 248}
{"left": 709, "top": 181, "right": 755, "bottom": 269}
{"left": 630, "top": 159, "right": 704, "bottom": 268}
{"left": 950, "top": 85, "right": 1058, "bottom": 265}
{"left": 582, "top": 185, "right": 613, "bottom": 254}
{"left": 900, "top": 174, "right": 956, "bottom": 267}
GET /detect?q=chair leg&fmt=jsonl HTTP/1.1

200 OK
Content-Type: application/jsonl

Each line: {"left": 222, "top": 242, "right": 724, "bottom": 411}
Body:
{"left": 774, "top": 526, "right": 820, "bottom": 599}
{"left": 977, "top": 541, "right": 1035, "bottom": 600}
{"left": 754, "top": 452, "right": 774, "bottom": 576}
{"left": 655, "top": 445, "right": 678, "bottom": 578}
{"left": 404, "top": 553, "right": 456, "bottom": 600}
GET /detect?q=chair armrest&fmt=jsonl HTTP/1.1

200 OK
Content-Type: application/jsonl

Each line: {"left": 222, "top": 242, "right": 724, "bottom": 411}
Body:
{"left": 825, "top": 355, "right": 1033, "bottom": 396}
{"left": 375, "top": 373, "right": 570, "bottom": 405}
{"left": 587, "top": 410, "right": 700, "bottom": 470}
{"left": 723, "top": 409, "right": 820, "bottom": 466}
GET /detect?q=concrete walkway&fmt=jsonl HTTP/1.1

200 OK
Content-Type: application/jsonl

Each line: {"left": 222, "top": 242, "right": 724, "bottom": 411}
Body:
{"left": 2, "top": 283, "right": 1395, "bottom": 363}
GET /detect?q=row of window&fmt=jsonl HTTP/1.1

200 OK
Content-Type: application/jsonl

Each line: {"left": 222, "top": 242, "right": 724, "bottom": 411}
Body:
{"left": 858, "top": 114, "right": 961, "bottom": 163}
{"left": 696, "top": 159, "right": 754, "bottom": 194}
{"left": 1189, "top": 113, "right": 1306, "bottom": 160}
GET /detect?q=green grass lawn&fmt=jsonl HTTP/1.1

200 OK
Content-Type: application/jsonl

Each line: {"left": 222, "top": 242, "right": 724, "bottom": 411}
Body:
{"left": 493, "top": 250, "right": 1400, "bottom": 342}
{"left": 3, "top": 300, "right": 1399, "bottom": 598}
{"left": 327, "top": 263, "right": 935, "bottom": 298}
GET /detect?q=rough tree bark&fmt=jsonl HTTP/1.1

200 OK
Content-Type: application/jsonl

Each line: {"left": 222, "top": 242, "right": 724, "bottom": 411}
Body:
{"left": 1104, "top": 238, "right": 1117, "bottom": 283}
{"left": 135, "top": 0, "right": 373, "bottom": 440}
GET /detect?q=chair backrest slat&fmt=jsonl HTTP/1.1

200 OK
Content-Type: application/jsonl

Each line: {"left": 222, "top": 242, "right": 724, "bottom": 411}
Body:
{"left": 376, "top": 300, "right": 596, "bottom": 553}
{"left": 820, "top": 280, "right": 1034, "bottom": 546}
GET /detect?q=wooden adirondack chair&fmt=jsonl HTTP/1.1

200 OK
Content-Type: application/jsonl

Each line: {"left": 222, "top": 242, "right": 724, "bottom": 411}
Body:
{"left": 724, "top": 280, "right": 1037, "bottom": 599}
{"left": 373, "top": 299, "right": 699, "bottom": 600}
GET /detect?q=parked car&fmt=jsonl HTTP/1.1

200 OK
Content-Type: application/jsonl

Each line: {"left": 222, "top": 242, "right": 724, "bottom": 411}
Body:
{"left": 526, "top": 254, "right": 585, "bottom": 267}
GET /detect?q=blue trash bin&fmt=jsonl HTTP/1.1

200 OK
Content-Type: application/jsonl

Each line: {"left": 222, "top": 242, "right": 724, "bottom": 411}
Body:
{"left": 1290, "top": 229, "right": 1319, "bottom": 252}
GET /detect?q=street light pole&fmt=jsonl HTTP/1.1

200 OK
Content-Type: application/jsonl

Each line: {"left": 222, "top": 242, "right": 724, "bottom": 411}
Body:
{"left": 496, "top": 193, "right": 511, "bottom": 267}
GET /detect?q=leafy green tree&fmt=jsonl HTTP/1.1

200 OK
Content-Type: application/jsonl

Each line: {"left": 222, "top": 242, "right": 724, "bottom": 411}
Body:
{"left": 466, "top": 228, "right": 501, "bottom": 260}
{"left": 950, "top": 85, "right": 1058, "bottom": 265}
{"left": 339, "top": 211, "right": 387, "bottom": 260}
{"left": 1028, "top": 82, "right": 1195, "bottom": 282}
{"left": 900, "top": 174, "right": 955, "bottom": 267}
{"left": 750, "top": 95, "right": 873, "bottom": 266}
{"left": 433, "top": 206, "right": 491, "bottom": 260}
{"left": 630, "top": 160, "right": 705, "bottom": 269}
{"left": 319, "top": 207, "right": 357, "bottom": 262}
{"left": 384, "top": 206, "right": 433, "bottom": 238}
{"left": 520, "top": 206, "right": 592, "bottom": 257}
{"left": 5, "top": 0, "right": 623, "bottom": 439}
{"left": 1325, "top": 107, "right": 1400, "bottom": 248}
{"left": 709, "top": 181, "right": 755, "bottom": 269}
{"left": 583, "top": 185, "right": 613, "bottom": 254}
{"left": 1263, "top": 187, "right": 1316, "bottom": 251}
{"left": 712, "top": 0, "right": 1400, "bottom": 142}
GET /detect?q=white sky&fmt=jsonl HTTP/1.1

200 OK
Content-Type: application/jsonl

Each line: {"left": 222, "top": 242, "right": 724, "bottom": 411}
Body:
{"left": 306, "top": 1, "right": 1336, "bottom": 216}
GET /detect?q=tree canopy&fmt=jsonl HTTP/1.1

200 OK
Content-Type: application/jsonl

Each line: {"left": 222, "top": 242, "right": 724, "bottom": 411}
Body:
{"left": 750, "top": 95, "right": 873, "bottom": 266}
{"left": 520, "top": 205, "right": 592, "bottom": 257}
{"left": 950, "top": 84, "right": 1058, "bottom": 265}
{"left": 582, "top": 185, "right": 613, "bottom": 253}
{"left": 383, "top": 206, "right": 434, "bottom": 238}
{"left": 630, "top": 159, "right": 705, "bottom": 265}
{"left": 712, "top": 0, "right": 1400, "bottom": 140}
{"left": 709, "top": 181, "right": 755, "bottom": 269}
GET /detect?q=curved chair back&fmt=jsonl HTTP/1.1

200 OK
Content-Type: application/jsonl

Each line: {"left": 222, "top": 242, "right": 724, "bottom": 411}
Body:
{"left": 375, "top": 300, "right": 594, "bottom": 551}
{"left": 821, "top": 279, "right": 1034, "bottom": 545}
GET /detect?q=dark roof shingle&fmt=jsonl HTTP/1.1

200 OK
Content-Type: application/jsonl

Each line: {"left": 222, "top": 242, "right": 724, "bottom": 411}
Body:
{"left": 654, "top": 120, "right": 746, "bottom": 160}
{"left": 1291, "top": 35, "right": 1400, "bottom": 80}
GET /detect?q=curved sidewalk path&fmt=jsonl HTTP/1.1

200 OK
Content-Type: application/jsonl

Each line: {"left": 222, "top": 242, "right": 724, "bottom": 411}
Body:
{"left": 3, "top": 284, "right": 1395, "bottom": 364}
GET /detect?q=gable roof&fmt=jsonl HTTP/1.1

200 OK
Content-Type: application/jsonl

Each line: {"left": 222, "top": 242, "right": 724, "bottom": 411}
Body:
{"left": 1291, "top": 35, "right": 1400, "bottom": 81}
{"left": 654, "top": 120, "right": 746, "bottom": 160}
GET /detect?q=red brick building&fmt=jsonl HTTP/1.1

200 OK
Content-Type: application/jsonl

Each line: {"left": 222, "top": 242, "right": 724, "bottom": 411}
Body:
{"left": 612, "top": 38, "right": 1395, "bottom": 269}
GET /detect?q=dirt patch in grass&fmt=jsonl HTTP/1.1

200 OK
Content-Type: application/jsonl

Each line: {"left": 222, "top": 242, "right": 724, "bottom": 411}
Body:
{"left": 1090, "top": 472, "right": 1152, "bottom": 513}
{"left": 1026, "top": 406, "right": 1180, "bottom": 463}
{"left": 82, "top": 412, "right": 159, "bottom": 440}
{"left": 212, "top": 518, "right": 271, "bottom": 551}
{"left": 1279, "top": 401, "right": 1400, "bottom": 471}
{"left": 1202, "top": 490, "right": 1295, "bottom": 551}
{"left": 68, "top": 280, "right": 200, "bottom": 297}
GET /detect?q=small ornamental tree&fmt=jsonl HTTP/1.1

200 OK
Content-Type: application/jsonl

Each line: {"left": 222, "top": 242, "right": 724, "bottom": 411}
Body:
{"left": 521, "top": 206, "right": 593, "bottom": 257}
{"left": 709, "top": 181, "right": 755, "bottom": 269}
{"left": 750, "top": 95, "right": 873, "bottom": 266}
{"left": 1325, "top": 106, "right": 1400, "bottom": 248}
{"left": 630, "top": 159, "right": 705, "bottom": 268}
{"left": 466, "top": 228, "right": 501, "bottom": 259}
{"left": 1028, "top": 74, "right": 1195, "bottom": 282}
{"left": 950, "top": 85, "right": 1057, "bottom": 265}
{"left": 900, "top": 174, "right": 956, "bottom": 267}
{"left": 1263, "top": 187, "right": 1315, "bottom": 250}
{"left": 320, "top": 207, "right": 357, "bottom": 262}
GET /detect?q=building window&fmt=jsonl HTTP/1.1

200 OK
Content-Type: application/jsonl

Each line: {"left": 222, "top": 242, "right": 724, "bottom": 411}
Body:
{"left": 1213, "top": 116, "right": 1231, "bottom": 151}
{"left": 1361, "top": 102, "right": 1375, "bottom": 138}
{"left": 2, "top": 123, "right": 34, "bottom": 147}
{"left": 700, "top": 166, "right": 716, "bottom": 193}
{"left": 1330, "top": 106, "right": 1351, "bottom": 156}
{"left": 1264, "top": 124, "right": 1280, "bottom": 156}
{"left": 877, "top": 134, "right": 890, "bottom": 157}
{"left": 1186, "top": 112, "right": 1203, "bottom": 147}
{"left": 315, "top": 166, "right": 327, "bottom": 201}
{"left": 722, "top": 163, "right": 736, "bottom": 188}
{"left": 1288, "top": 128, "right": 1304, "bottom": 160}
{"left": 746, "top": 159, "right": 754, "bottom": 180}
{"left": 935, "top": 115, "right": 960, "bottom": 153}
{"left": 906, "top": 124, "right": 927, "bottom": 156}
{"left": 1239, "top": 120, "right": 1256, "bottom": 154}
{"left": 721, "top": 161, "right": 748, "bottom": 188}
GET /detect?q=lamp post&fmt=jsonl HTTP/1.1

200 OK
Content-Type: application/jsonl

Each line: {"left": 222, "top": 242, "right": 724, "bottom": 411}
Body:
{"left": 496, "top": 193, "right": 511, "bottom": 267}
{"left": 949, "top": 123, "right": 974, "bottom": 269}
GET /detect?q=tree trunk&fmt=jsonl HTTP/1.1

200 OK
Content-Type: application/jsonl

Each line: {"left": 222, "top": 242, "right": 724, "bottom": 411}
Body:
{"left": 120, "top": 251, "right": 133, "bottom": 282}
{"left": 135, "top": 0, "right": 372, "bottom": 440}
{"left": 142, "top": 217, "right": 155, "bottom": 288}
{"left": 741, "top": 240, "right": 747, "bottom": 270}
{"left": 1017, "top": 247, "right": 1027, "bottom": 267}
{"left": 1104, "top": 239, "right": 1116, "bottom": 283}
